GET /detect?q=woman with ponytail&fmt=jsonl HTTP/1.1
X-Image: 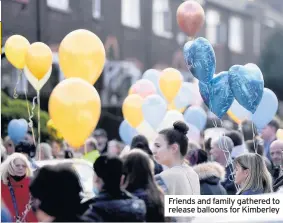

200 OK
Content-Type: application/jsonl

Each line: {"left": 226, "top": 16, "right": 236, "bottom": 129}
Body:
{"left": 81, "top": 155, "right": 146, "bottom": 222}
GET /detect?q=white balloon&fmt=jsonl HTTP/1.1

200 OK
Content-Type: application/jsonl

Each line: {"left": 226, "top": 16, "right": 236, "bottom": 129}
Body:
{"left": 186, "top": 123, "right": 201, "bottom": 143}
{"left": 157, "top": 110, "right": 184, "bottom": 131}
{"left": 229, "top": 100, "right": 252, "bottom": 122}
{"left": 136, "top": 121, "right": 157, "bottom": 143}
{"left": 24, "top": 66, "right": 52, "bottom": 91}
{"left": 174, "top": 82, "right": 197, "bottom": 109}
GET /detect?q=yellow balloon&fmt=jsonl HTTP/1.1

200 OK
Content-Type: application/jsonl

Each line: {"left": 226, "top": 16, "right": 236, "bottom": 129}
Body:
{"left": 59, "top": 29, "right": 106, "bottom": 85}
{"left": 47, "top": 119, "right": 63, "bottom": 140}
{"left": 276, "top": 129, "right": 283, "bottom": 140}
{"left": 122, "top": 94, "right": 144, "bottom": 128}
{"left": 159, "top": 68, "right": 183, "bottom": 103}
{"left": 5, "top": 35, "right": 30, "bottom": 69}
{"left": 49, "top": 78, "right": 101, "bottom": 149}
{"left": 26, "top": 42, "right": 53, "bottom": 80}
{"left": 227, "top": 110, "right": 241, "bottom": 124}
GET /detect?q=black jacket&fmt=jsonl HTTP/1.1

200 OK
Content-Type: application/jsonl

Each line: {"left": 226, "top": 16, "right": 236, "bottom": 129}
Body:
{"left": 222, "top": 163, "right": 237, "bottom": 195}
{"left": 194, "top": 162, "right": 227, "bottom": 195}
{"left": 81, "top": 190, "right": 146, "bottom": 222}
{"left": 132, "top": 189, "right": 165, "bottom": 222}
{"left": 274, "top": 172, "right": 283, "bottom": 192}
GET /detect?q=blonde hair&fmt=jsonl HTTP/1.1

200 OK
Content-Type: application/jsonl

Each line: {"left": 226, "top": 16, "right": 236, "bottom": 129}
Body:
{"left": 0, "top": 153, "right": 33, "bottom": 185}
{"left": 36, "top": 143, "right": 53, "bottom": 160}
{"left": 235, "top": 153, "right": 273, "bottom": 194}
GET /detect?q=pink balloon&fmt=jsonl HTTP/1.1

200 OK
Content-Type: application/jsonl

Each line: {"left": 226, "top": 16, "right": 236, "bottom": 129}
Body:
{"left": 130, "top": 79, "right": 157, "bottom": 98}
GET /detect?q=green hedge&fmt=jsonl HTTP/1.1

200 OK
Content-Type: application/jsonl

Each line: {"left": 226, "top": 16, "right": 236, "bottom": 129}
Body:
{"left": 1, "top": 91, "right": 50, "bottom": 142}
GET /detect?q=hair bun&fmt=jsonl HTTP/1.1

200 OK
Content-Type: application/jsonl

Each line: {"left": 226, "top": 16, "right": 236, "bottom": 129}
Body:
{"left": 173, "top": 121, "right": 189, "bottom": 135}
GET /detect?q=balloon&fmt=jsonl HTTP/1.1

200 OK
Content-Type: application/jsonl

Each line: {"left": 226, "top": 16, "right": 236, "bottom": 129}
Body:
{"left": 183, "top": 38, "right": 216, "bottom": 83}
{"left": 59, "top": 29, "right": 106, "bottom": 85}
{"left": 122, "top": 94, "right": 144, "bottom": 128}
{"left": 5, "top": 35, "right": 30, "bottom": 69}
{"left": 49, "top": 78, "right": 101, "bottom": 148}
{"left": 136, "top": 121, "right": 157, "bottom": 143}
{"left": 227, "top": 100, "right": 252, "bottom": 124}
{"left": 24, "top": 66, "right": 52, "bottom": 91}
{"left": 168, "top": 102, "right": 186, "bottom": 113}
{"left": 159, "top": 68, "right": 183, "bottom": 103}
{"left": 26, "top": 42, "right": 53, "bottom": 80}
{"left": 276, "top": 129, "right": 283, "bottom": 140}
{"left": 129, "top": 79, "right": 156, "bottom": 98}
{"left": 119, "top": 120, "right": 138, "bottom": 145}
{"left": 174, "top": 82, "right": 198, "bottom": 109}
{"left": 199, "top": 72, "right": 234, "bottom": 118}
{"left": 176, "top": 1, "right": 205, "bottom": 37}
{"left": 252, "top": 88, "right": 278, "bottom": 131}
{"left": 157, "top": 110, "right": 184, "bottom": 131}
{"left": 186, "top": 123, "right": 201, "bottom": 143}
{"left": 228, "top": 64, "right": 264, "bottom": 113}
{"left": 184, "top": 106, "right": 207, "bottom": 131}
{"left": 142, "top": 95, "right": 167, "bottom": 129}
{"left": 8, "top": 119, "right": 28, "bottom": 144}
{"left": 142, "top": 69, "right": 162, "bottom": 95}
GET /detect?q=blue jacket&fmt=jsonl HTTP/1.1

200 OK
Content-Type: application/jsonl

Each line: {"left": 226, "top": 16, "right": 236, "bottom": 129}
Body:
{"left": 81, "top": 190, "right": 146, "bottom": 222}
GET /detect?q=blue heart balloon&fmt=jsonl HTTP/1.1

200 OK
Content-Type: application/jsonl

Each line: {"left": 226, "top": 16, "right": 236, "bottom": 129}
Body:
{"left": 199, "top": 71, "right": 234, "bottom": 118}
{"left": 228, "top": 64, "right": 264, "bottom": 113}
{"left": 119, "top": 120, "right": 138, "bottom": 145}
{"left": 183, "top": 37, "right": 216, "bottom": 84}
{"left": 8, "top": 119, "right": 28, "bottom": 144}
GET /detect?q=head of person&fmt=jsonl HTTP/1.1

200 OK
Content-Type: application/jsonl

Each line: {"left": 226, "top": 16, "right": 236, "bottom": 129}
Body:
{"left": 152, "top": 121, "right": 189, "bottom": 167}
{"left": 240, "top": 120, "right": 258, "bottom": 141}
{"left": 15, "top": 140, "right": 36, "bottom": 159}
{"left": 186, "top": 148, "right": 208, "bottom": 166}
{"left": 226, "top": 130, "right": 244, "bottom": 147}
{"left": 270, "top": 140, "right": 283, "bottom": 167}
{"left": 210, "top": 136, "right": 234, "bottom": 165}
{"left": 0, "top": 153, "right": 32, "bottom": 184}
{"left": 3, "top": 136, "right": 15, "bottom": 155}
{"left": 93, "top": 155, "right": 123, "bottom": 196}
{"left": 93, "top": 129, "right": 108, "bottom": 152}
{"left": 29, "top": 164, "right": 83, "bottom": 222}
{"left": 36, "top": 143, "right": 53, "bottom": 160}
{"left": 130, "top": 135, "right": 153, "bottom": 156}
{"left": 261, "top": 119, "right": 280, "bottom": 142}
{"left": 51, "top": 140, "right": 62, "bottom": 158}
{"left": 84, "top": 137, "right": 98, "bottom": 154}
{"left": 234, "top": 153, "right": 273, "bottom": 194}
{"left": 108, "top": 140, "right": 124, "bottom": 156}
{"left": 64, "top": 149, "right": 74, "bottom": 159}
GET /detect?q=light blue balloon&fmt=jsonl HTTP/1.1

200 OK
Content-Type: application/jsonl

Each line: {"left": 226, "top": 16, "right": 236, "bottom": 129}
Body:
{"left": 174, "top": 82, "right": 196, "bottom": 109}
{"left": 199, "top": 71, "right": 234, "bottom": 118}
{"left": 252, "top": 88, "right": 278, "bottom": 131}
{"left": 142, "top": 95, "right": 167, "bottom": 129}
{"left": 228, "top": 64, "right": 264, "bottom": 113}
{"left": 119, "top": 120, "right": 138, "bottom": 145}
{"left": 184, "top": 106, "right": 207, "bottom": 131}
{"left": 8, "top": 119, "right": 28, "bottom": 144}
{"left": 142, "top": 69, "right": 162, "bottom": 96}
{"left": 183, "top": 37, "right": 216, "bottom": 84}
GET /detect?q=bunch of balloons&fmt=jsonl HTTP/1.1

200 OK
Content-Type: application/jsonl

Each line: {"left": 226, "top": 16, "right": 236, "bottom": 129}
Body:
{"left": 119, "top": 68, "right": 207, "bottom": 144}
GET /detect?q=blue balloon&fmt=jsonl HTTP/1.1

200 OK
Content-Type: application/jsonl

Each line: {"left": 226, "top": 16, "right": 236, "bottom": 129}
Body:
{"left": 199, "top": 71, "right": 234, "bottom": 118}
{"left": 252, "top": 88, "right": 278, "bottom": 131}
{"left": 119, "top": 120, "right": 138, "bottom": 145}
{"left": 228, "top": 64, "right": 264, "bottom": 113}
{"left": 183, "top": 37, "right": 216, "bottom": 83}
{"left": 142, "top": 69, "right": 162, "bottom": 96}
{"left": 142, "top": 95, "right": 167, "bottom": 129}
{"left": 184, "top": 106, "right": 207, "bottom": 131}
{"left": 8, "top": 119, "right": 28, "bottom": 144}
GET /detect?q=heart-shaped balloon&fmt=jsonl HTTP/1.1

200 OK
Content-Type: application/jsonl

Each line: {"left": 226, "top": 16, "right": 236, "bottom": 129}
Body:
{"left": 8, "top": 119, "right": 28, "bottom": 144}
{"left": 199, "top": 71, "right": 234, "bottom": 118}
{"left": 228, "top": 64, "right": 264, "bottom": 113}
{"left": 183, "top": 37, "right": 216, "bottom": 83}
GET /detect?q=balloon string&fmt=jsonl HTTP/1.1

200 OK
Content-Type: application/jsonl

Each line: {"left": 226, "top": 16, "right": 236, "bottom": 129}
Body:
{"left": 37, "top": 91, "right": 41, "bottom": 161}
{"left": 252, "top": 122, "right": 257, "bottom": 154}
{"left": 29, "top": 96, "right": 37, "bottom": 129}
{"left": 13, "top": 70, "right": 22, "bottom": 99}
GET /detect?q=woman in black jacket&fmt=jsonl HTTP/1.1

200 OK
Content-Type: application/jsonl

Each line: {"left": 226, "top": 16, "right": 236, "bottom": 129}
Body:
{"left": 81, "top": 155, "right": 146, "bottom": 222}
{"left": 193, "top": 161, "right": 227, "bottom": 195}
{"left": 122, "top": 149, "right": 165, "bottom": 222}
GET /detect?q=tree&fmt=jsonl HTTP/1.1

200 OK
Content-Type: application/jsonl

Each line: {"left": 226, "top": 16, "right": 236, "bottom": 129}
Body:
{"left": 259, "top": 29, "right": 283, "bottom": 101}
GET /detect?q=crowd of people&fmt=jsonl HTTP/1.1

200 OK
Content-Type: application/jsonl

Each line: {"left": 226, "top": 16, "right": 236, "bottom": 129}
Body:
{"left": 1, "top": 118, "right": 283, "bottom": 222}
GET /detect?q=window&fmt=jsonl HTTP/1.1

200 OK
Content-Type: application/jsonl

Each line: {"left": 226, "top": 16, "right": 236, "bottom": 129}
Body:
{"left": 47, "top": 0, "right": 69, "bottom": 11}
{"left": 152, "top": 0, "right": 172, "bottom": 38}
{"left": 121, "top": 0, "right": 140, "bottom": 28}
{"left": 92, "top": 0, "right": 101, "bottom": 19}
{"left": 206, "top": 10, "right": 221, "bottom": 45}
{"left": 228, "top": 16, "right": 244, "bottom": 53}
{"left": 253, "top": 21, "right": 261, "bottom": 55}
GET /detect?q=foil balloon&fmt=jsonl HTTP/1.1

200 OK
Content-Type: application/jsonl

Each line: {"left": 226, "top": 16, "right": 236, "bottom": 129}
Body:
{"left": 129, "top": 79, "right": 156, "bottom": 98}
{"left": 184, "top": 106, "right": 207, "bottom": 131}
{"left": 159, "top": 68, "right": 183, "bottom": 103}
{"left": 157, "top": 110, "right": 184, "bottom": 131}
{"left": 228, "top": 64, "right": 264, "bottom": 113}
{"left": 199, "top": 71, "right": 234, "bottom": 118}
{"left": 174, "top": 82, "right": 198, "bottom": 109}
{"left": 59, "top": 29, "right": 106, "bottom": 85}
{"left": 8, "top": 119, "right": 28, "bottom": 144}
{"left": 49, "top": 78, "right": 101, "bottom": 149}
{"left": 5, "top": 35, "right": 30, "bottom": 69}
{"left": 119, "top": 120, "right": 138, "bottom": 145}
{"left": 122, "top": 94, "right": 144, "bottom": 128}
{"left": 183, "top": 38, "right": 216, "bottom": 84}
{"left": 227, "top": 100, "right": 252, "bottom": 124}
{"left": 142, "top": 95, "right": 167, "bottom": 129}
{"left": 176, "top": 1, "right": 205, "bottom": 37}
{"left": 252, "top": 88, "right": 278, "bottom": 131}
